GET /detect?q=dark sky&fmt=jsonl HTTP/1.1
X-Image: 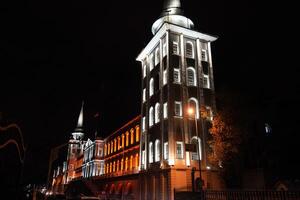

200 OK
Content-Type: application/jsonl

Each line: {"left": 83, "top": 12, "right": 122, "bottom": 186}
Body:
{"left": 0, "top": 0, "right": 299, "bottom": 186}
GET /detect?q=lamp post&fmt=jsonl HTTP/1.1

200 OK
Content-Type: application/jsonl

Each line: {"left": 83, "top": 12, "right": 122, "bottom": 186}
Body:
{"left": 187, "top": 107, "right": 203, "bottom": 191}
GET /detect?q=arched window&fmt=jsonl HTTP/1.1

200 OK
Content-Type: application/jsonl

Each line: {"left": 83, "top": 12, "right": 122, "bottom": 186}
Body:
{"left": 135, "top": 153, "right": 139, "bottom": 168}
{"left": 155, "top": 139, "right": 160, "bottom": 162}
{"left": 155, "top": 47, "right": 160, "bottom": 66}
{"left": 149, "top": 142, "right": 153, "bottom": 163}
{"left": 149, "top": 53, "right": 154, "bottom": 71}
{"left": 121, "top": 158, "right": 124, "bottom": 171}
{"left": 109, "top": 162, "right": 112, "bottom": 173}
{"left": 149, "top": 78, "right": 154, "bottom": 97}
{"left": 130, "top": 155, "right": 133, "bottom": 170}
{"left": 117, "top": 137, "right": 121, "bottom": 150}
{"left": 149, "top": 107, "right": 154, "bottom": 127}
{"left": 111, "top": 141, "right": 113, "bottom": 153}
{"left": 104, "top": 144, "right": 107, "bottom": 156}
{"left": 155, "top": 103, "right": 160, "bottom": 124}
{"left": 126, "top": 132, "right": 129, "bottom": 147}
{"left": 113, "top": 161, "right": 116, "bottom": 172}
{"left": 130, "top": 129, "right": 134, "bottom": 144}
{"left": 135, "top": 126, "right": 140, "bottom": 142}
{"left": 108, "top": 143, "right": 110, "bottom": 155}
{"left": 191, "top": 136, "right": 202, "bottom": 160}
{"left": 188, "top": 98, "right": 199, "bottom": 119}
{"left": 121, "top": 134, "right": 125, "bottom": 148}
{"left": 117, "top": 160, "right": 119, "bottom": 172}
{"left": 187, "top": 67, "right": 197, "bottom": 86}
{"left": 143, "top": 65, "right": 146, "bottom": 78}
{"left": 186, "top": 41, "right": 194, "bottom": 58}
{"left": 114, "top": 139, "right": 117, "bottom": 152}
{"left": 125, "top": 157, "right": 128, "bottom": 171}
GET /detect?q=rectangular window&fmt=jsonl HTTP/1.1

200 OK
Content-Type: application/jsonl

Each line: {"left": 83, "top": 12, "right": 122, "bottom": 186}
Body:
{"left": 203, "top": 74, "right": 210, "bottom": 89}
{"left": 163, "top": 70, "right": 167, "bottom": 85}
{"left": 174, "top": 68, "right": 181, "bottom": 84}
{"left": 173, "top": 41, "right": 179, "bottom": 55}
{"left": 201, "top": 49, "right": 207, "bottom": 61}
{"left": 163, "top": 103, "right": 168, "bottom": 119}
{"left": 174, "top": 101, "right": 182, "bottom": 117}
{"left": 143, "top": 89, "right": 146, "bottom": 102}
{"left": 176, "top": 141, "right": 184, "bottom": 159}
{"left": 163, "top": 43, "right": 167, "bottom": 57}
{"left": 142, "top": 117, "right": 146, "bottom": 132}
{"left": 164, "top": 142, "right": 168, "bottom": 160}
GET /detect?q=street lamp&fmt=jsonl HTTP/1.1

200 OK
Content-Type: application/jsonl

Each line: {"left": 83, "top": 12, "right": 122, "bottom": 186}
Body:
{"left": 187, "top": 107, "right": 203, "bottom": 191}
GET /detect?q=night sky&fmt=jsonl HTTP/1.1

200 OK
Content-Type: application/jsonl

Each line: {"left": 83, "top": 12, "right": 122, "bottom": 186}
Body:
{"left": 1, "top": 0, "right": 299, "bottom": 187}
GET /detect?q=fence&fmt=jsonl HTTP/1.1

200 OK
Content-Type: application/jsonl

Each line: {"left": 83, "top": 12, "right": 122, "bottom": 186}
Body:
{"left": 174, "top": 190, "right": 300, "bottom": 200}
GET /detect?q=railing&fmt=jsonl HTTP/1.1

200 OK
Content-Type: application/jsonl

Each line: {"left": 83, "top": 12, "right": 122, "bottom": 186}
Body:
{"left": 174, "top": 190, "right": 300, "bottom": 200}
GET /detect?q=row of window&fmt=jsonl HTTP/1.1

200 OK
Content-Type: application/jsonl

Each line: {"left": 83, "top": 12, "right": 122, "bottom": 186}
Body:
{"left": 82, "top": 161, "right": 104, "bottom": 178}
{"left": 104, "top": 126, "right": 140, "bottom": 156}
{"left": 143, "top": 41, "right": 208, "bottom": 78}
{"left": 142, "top": 102, "right": 167, "bottom": 131}
{"left": 83, "top": 142, "right": 103, "bottom": 163}
{"left": 105, "top": 154, "right": 139, "bottom": 174}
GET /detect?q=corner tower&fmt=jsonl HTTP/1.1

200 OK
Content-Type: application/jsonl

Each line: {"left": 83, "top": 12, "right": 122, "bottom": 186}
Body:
{"left": 137, "top": 0, "right": 221, "bottom": 199}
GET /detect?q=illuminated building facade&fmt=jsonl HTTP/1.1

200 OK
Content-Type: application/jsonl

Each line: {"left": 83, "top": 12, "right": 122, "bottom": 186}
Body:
{"left": 48, "top": 0, "right": 223, "bottom": 199}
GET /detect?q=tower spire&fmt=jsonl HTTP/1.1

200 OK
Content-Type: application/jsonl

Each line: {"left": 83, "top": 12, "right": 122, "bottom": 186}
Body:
{"left": 162, "top": 0, "right": 183, "bottom": 16}
{"left": 72, "top": 101, "right": 84, "bottom": 140}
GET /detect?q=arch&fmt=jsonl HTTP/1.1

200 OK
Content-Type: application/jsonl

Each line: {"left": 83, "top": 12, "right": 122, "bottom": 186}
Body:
{"left": 188, "top": 97, "right": 199, "bottom": 119}
{"left": 191, "top": 136, "right": 202, "bottom": 160}
{"left": 149, "top": 107, "right": 154, "bottom": 127}
{"left": 149, "top": 78, "right": 154, "bottom": 97}
{"left": 187, "top": 67, "right": 197, "bottom": 86}
{"left": 117, "top": 136, "right": 121, "bottom": 150}
{"left": 149, "top": 142, "right": 153, "bottom": 163}
{"left": 155, "top": 103, "right": 160, "bottom": 124}
{"left": 126, "top": 131, "right": 129, "bottom": 146}
{"left": 155, "top": 139, "right": 160, "bottom": 162}
{"left": 186, "top": 41, "right": 194, "bottom": 58}
{"left": 121, "top": 134, "right": 125, "bottom": 148}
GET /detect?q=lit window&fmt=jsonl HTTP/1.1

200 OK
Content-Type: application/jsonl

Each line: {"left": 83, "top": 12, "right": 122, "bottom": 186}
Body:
{"left": 188, "top": 98, "right": 199, "bottom": 119}
{"left": 149, "top": 142, "right": 153, "bottom": 163}
{"left": 163, "top": 70, "right": 167, "bottom": 85}
{"left": 114, "top": 139, "right": 117, "bottom": 152}
{"left": 187, "top": 67, "right": 197, "bottom": 86}
{"left": 201, "top": 49, "right": 207, "bottom": 61}
{"left": 149, "top": 53, "right": 154, "bottom": 71}
{"left": 176, "top": 141, "right": 184, "bottom": 159}
{"left": 186, "top": 41, "right": 194, "bottom": 58}
{"left": 118, "top": 137, "right": 121, "bottom": 150}
{"left": 135, "top": 153, "right": 139, "bottom": 168}
{"left": 113, "top": 161, "right": 115, "bottom": 172}
{"left": 155, "top": 47, "right": 160, "bottom": 66}
{"left": 121, "top": 158, "right": 124, "bottom": 171}
{"left": 149, "top": 107, "right": 154, "bottom": 127}
{"left": 126, "top": 132, "right": 129, "bottom": 147}
{"left": 104, "top": 144, "right": 107, "bottom": 156}
{"left": 108, "top": 143, "right": 110, "bottom": 155}
{"left": 164, "top": 142, "right": 168, "bottom": 160}
{"left": 163, "top": 43, "right": 167, "bottom": 57}
{"left": 155, "top": 140, "right": 160, "bottom": 162}
{"left": 173, "top": 41, "right": 179, "bottom": 55}
{"left": 130, "top": 129, "right": 134, "bottom": 144}
{"left": 142, "top": 117, "right": 146, "bottom": 132}
{"left": 174, "top": 68, "right": 181, "bottom": 83}
{"left": 163, "top": 103, "right": 168, "bottom": 119}
{"left": 155, "top": 103, "right": 160, "bottom": 124}
{"left": 143, "top": 65, "right": 146, "bottom": 78}
{"left": 121, "top": 134, "right": 125, "bottom": 148}
{"left": 130, "top": 155, "right": 133, "bottom": 170}
{"left": 143, "top": 88, "right": 146, "bottom": 102}
{"left": 175, "top": 101, "right": 182, "bottom": 117}
{"left": 111, "top": 141, "right": 113, "bottom": 153}
{"left": 110, "top": 162, "right": 112, "bottom": 173}
{"left": 203, "top": 74, "right": 210, "bottom": 89}
{"left": 149, "top": 78, "right": 154, "bottom": 97}
{"left": 126, "top": 157, "right": 129, "bottom": 171}
{"left": 135, "top": 126, "right": 140, "bottom": 142}
{"left": 117, "top": 160, "right": 119, "bottom": 172}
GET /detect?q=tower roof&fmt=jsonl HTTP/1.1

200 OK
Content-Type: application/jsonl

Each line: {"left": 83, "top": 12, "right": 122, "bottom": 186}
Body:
{"left": 152, "top": 0, "right": 194, "bottom": 35}
{"left": 72, "top": 101, "right": 84, "bottom": 140}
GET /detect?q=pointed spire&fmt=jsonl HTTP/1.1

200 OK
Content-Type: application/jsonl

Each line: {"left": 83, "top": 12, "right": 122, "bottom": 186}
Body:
{"left": 76, "top": 101, "right": 84, "bottom": 129}
{"left": 72, "top": 101, "right": 84, "bottom": 140}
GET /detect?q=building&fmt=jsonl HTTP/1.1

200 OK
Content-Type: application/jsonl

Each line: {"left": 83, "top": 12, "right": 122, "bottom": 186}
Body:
{"left": 48, "top": 0, "right": 222, "bottom": 199}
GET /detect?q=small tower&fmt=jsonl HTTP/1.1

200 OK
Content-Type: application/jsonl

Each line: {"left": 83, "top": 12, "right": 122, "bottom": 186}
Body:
{"left": 67, "top": 102, "right": 85, "bottom": 182}
{"left": 137, "top": 0, "right": 221, "bottom": 198}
